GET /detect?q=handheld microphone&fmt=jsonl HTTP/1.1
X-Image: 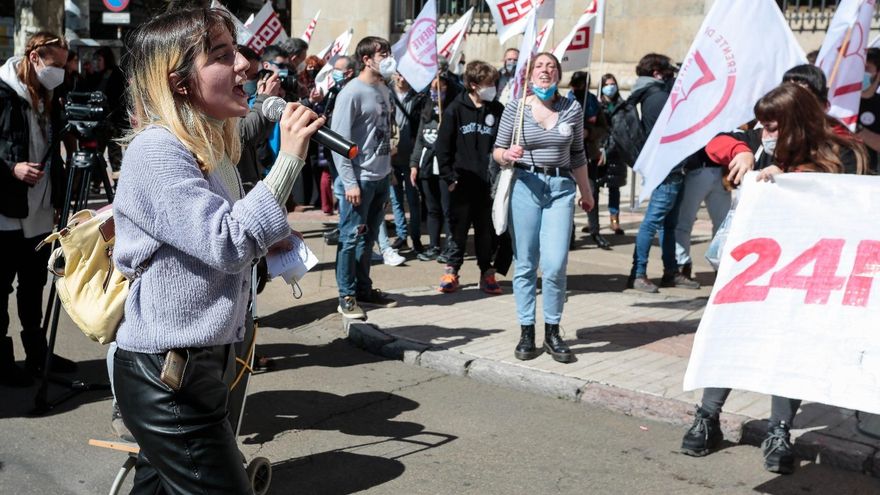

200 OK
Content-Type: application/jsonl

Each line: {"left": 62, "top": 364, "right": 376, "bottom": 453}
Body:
{"left": 262, "top": 96, "right": 359, "bottom": 160}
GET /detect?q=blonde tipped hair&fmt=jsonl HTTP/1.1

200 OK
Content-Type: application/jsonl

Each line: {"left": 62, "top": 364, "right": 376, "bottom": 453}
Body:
{"left": 124, "top": 8, "right": 240, "bottom": 173}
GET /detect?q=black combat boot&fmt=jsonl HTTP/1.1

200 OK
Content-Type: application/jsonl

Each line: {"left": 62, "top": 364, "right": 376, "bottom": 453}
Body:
{"left": 762, "top": 421, "right": 795, "bottom": 474}
{"left": 543, "top": 324, "right": 574, "bottom": 363}
{"left": 681, "top": 405, "right": 723, "bottom": 456}
{"left": 514, "top": 325, "right": 540, "bottom": 360}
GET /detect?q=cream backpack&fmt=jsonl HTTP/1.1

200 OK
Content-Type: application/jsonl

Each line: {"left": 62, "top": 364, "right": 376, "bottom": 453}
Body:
{"left": 40, "top": 208, "right": 130, "bottom": 344}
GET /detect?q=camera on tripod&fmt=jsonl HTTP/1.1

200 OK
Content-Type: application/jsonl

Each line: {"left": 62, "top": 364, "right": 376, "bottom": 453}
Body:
{"left": 63, "top": 91, "right": 110, "bottom": 170}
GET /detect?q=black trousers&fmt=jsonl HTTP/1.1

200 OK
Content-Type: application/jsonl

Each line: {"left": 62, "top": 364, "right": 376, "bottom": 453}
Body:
{"left": 0, "top": 230, "right": 52, "bottom": 361}
{"left": 420, "top": 175, "right": 451, "bottom": 250}
{"left": 701, "top": 387, "right": 801, "bottom": 426}
{"left": 114, "top": 345, "right": 251, "bottom": 495}
{"left": 446, "top": 178, "right": 493, "bottom": 273}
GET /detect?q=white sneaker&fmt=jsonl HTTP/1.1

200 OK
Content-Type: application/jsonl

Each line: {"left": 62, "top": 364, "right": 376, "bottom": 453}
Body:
{"left": 382, "top": 247, "right": 405, "bottom": 266}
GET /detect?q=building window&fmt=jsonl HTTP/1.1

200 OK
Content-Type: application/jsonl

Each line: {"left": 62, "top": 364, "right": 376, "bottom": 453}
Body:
{"left": 392, "top": 0, "right": 495, "bottom": 34}
{"left": 779, "top": 0, "right": 880, "bottom": 32}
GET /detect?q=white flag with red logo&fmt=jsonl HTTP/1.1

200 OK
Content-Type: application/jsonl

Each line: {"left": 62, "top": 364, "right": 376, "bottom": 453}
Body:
{"left": 391, "top": 0, "right": 438, "bottom": 92}
{"left": 438, "top": 7, "right": 474, "bottom": 75}
{"left": 552, "top": 2, "right": 598, "bottom": 71}
{"left": 816, "top": 0, "right": 876, "bottom": 131}
{"left": 300, "top": 10, "right": 321, "bottom": 43}
{"left": 510, "top": 9, "right": 544, "bottom": 101}
{"left": 315, "top": 29, "right": 355, "bottom": 94}
{"left": 633, "top": 0, "right": 805, "bottom": 202}
{"left": 211, "top": 0, "right": 253, "bottom": 45}
{"left": 486, "top": 0, "right": 546, "bottom": 44}
{"left": 244, "top": 2, "right": 290, "bottom": 55}
{"left": 535, "top": 19, "right": 553, "bottom": 52}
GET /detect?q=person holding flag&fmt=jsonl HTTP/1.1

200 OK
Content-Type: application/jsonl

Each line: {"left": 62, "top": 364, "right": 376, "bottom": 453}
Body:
{"left": 493, "top": 53, "right": 594, "bottom": 364}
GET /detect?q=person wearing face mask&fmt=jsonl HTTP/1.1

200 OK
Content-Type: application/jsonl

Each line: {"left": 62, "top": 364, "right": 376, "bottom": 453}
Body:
{"left": 330, "top": 36, "right": 400, "bottom": 319}
{"left": 494, "top": 52, "right": 594, "bottom": 364}
{"left": 320, "top": 55, "right": 355, "bottom": 219}
{"left": 680, "top": 82, "right": 867, "bottom": 476}
{"left": 626, "top": 53, "right": 701, "bottom": 293}
{"left": 857, "top": 47, "right": 880, "bottom": 172}
{"left": 411, "top": 75, "right": 455, "bottom": 262}
{"left": 434, "top": 61, "right": 505, "bottom": 296}
{"left": 497, "top": 48, "right": 520, "bottom": 93}
{"left": 0, "top": 32, "right": 78, "bottom": 387}
{"left": 597, "top": 73, "right": 627, "bottom": 236}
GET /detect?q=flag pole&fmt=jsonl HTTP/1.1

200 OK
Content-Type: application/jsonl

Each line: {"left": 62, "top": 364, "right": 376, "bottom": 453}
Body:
{"left": 828, "top": 25, "right": 855, "bottom": 89}
{"left": 515, "top": 56, "right": 533, "bottom": 146}
{"left": 436, "top": 72, "right": 443, "bottom": 125}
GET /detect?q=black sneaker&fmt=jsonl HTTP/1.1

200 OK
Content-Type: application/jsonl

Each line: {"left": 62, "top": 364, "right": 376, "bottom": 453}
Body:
{"left": 762, "top": 422, "right": 795, "bottom": 474}
{"left": 357, "top": 288, "right": 398, "bottom": 308}
{"left": 681, "top": 406, "right": 723, "bottom": 457}
{"left": 411, "top": 239, "right": 425, "bottom": 254}
{"left": 661, "top": 271, "right": 700, "bottom": 289}
{"left": 418, "top": 247, "right": 440, "bottom": 261}
{"left": 323, "top": 228, "right": 340, "bottom": 245}
{"left": 337, "top": 296, "right": 366, "bottom": 319}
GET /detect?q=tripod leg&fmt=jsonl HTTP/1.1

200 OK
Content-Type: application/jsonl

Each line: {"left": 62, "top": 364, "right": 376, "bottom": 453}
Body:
{"left": 33, "top": 297, "right": 63, "bottom": 413}
{"left": 98, "top": 160, "right": 115, "bottom": 203}
{"left": 77, "top": 167, "right": 92, "bottom": 212}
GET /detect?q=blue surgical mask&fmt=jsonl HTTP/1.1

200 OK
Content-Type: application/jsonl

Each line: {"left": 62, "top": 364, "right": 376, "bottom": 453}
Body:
{"left": 505, "top": 61, "right": 516, "bottom": 73}
{"left": 864, "top": 72, "right": 875, "bottom": 91}
{"left": 532, "top": 83, "right": 557, "bottom": 101}
{"left": 762, "top": 137, "right": 777, "bottom": 156}
{"left": 243, "top": 79, "right": 258, "bottom": 97}
{"left": 601, "top": 84, "right": 618, "bottom": 97}
{"left": 331, "top": 69, "right": 345, "bottom": 84}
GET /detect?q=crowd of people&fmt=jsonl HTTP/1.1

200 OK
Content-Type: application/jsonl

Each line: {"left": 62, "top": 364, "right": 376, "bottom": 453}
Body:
{"left": 2, "top": 5, "right": 879, "bottom": 491}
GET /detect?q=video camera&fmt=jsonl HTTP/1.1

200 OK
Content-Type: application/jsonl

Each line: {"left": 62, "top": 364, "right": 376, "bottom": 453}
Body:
{"left": 256, "top": 68, "right": 298, "bottom": 96}
{"left": 64, "top": 91, "right": 108, "bottom": 140}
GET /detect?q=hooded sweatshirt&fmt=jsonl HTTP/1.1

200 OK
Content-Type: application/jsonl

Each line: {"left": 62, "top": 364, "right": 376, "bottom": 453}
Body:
{"left": 0, "top": 57, "right": 53, "bottom": 237}
{"left": 435, "top": 91, "right": 504, "bottom": 184}
{"left": 628, "top": 76, "right": 670, "bottom": 135}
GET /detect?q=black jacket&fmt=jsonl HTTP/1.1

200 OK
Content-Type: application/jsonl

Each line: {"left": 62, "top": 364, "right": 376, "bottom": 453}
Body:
{"left": 435, "top": 92, "right": 504, "bottom": 184}
{"left": 0, "top": 80, "right": 65, "bottom": 218}
{"left": 410, "top": 104, "right": 441, "bottom": 177}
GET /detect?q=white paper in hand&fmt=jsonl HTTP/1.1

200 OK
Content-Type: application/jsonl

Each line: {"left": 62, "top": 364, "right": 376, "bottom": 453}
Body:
{"left": 265, "top": 235, "right": 319, "bottom": 283}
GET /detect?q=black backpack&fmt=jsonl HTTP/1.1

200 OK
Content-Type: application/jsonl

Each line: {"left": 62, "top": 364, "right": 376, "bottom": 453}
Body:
{"left": 605, "top": 85, "right": 663, "bottom": 166}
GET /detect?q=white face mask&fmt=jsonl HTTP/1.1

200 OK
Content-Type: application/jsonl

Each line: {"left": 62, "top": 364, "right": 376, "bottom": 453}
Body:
{"left": 762, "top": 137, "right": 777, "bottom": 156}
{"left": 477, "top": 85, "right": 497, "bottom": 102}
{"left": 377, "top": 57, "right": 397, "bottom": 79}
{"left": 36, "top": 61, "right": 65, "bottom": 90}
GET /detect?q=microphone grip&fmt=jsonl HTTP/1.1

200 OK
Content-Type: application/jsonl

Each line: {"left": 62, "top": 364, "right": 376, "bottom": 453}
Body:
{"left": 313, "top": 126, "right": 359, "bottom": 160}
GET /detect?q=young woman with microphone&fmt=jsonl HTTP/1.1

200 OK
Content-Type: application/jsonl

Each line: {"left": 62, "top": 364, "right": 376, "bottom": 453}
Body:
{"left": 112, "top": 8, "right": 323, "bottom": 493}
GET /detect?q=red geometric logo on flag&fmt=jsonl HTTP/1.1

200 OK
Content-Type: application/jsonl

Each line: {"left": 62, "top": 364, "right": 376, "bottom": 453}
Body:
{"left": 569, "top": 27, "right": 591, "bottom": 50}
{"left": 498, "top": 0, "right": 534, "bottom": 25}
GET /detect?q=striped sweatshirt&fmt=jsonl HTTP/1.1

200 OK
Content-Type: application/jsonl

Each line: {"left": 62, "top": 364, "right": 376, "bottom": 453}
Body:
{"left": 495, "top": 96, "right": 587, "bottom": 170}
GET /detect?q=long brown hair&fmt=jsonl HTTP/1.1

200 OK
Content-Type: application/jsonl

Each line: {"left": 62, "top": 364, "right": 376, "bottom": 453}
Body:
{"left": 754, "top": 83, "right": 867, "bottom": 174}
{"left": 18, "top": 32, "right": 68, "bottom": 117}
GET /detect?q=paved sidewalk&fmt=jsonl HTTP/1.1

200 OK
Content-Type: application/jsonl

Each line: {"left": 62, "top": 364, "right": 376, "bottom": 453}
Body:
{"left": 338, "top": 194, "right": 880, "bottom": 477}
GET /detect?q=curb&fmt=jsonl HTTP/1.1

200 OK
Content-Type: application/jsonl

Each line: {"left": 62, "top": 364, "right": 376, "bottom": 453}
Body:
{"left": 345, "top": 319, "right": 880, "bottom": 477}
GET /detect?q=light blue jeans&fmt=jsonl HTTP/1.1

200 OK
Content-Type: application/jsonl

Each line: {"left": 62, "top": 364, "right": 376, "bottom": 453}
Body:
{"left": 509, "top": 170, "right": 576, "bottom": 326}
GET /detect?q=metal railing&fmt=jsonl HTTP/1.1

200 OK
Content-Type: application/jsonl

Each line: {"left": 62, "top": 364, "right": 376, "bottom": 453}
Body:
{"left": 780, "top": 0, "right": 880, "bottom": 32}
{"left": 392, "top": 0, "right": 496, "bottom": 34}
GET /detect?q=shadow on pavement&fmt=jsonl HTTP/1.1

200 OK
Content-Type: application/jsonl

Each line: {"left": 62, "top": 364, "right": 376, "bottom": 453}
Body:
{"left": 0, "top": 358, "right": 111, "bottom": 419}
{"left": 260, "top": 298, "right": 340, "bottom": 330}
{"left": 630, "top": 297, "right": 709, "bottom": 310}
{"left": 240, "top": 390, "right": 424, "bottom": 444}
{"left": 571, "top": 319, "right": 701, "bottom": 355}
{"left": 567, "top": 273, "right": 630, "bottom": 292}
{"left": 377, "top": 325, "right": 504, "bottom": 349}
{"left": 752, "top": 462, "right": 877, "bottom": 494}
{"left": 255, "top": 339, "right": 386, "bottom": 371}
{"left": 391, "top": 287, "right": 496, "bottom": 307}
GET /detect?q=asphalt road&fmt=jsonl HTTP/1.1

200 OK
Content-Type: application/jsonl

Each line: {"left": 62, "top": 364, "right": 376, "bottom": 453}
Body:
{"left": 2, "top": 317, "right": 879, "bottom": 495}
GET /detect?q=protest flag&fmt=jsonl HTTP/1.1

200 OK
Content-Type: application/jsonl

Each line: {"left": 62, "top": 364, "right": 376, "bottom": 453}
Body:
{"left": 300, "top": 10, "right": 321, "bottom": 43}
{"left": 438, "top": 7, "right": 474, "bottom": 75}
{"left": 315, "top": 29, "right": 354, "bottom": 94}
{"left": 552, "top": 1, "right": 599, "bottom": 71}
{"left": 486, "top": 0, "right": 547, "bottom": 44}
{"left": 243, "top": 2, "right": 290, "bottom": 55}
{"left": 391, "top": 0, "right": 439, "bottom": 92}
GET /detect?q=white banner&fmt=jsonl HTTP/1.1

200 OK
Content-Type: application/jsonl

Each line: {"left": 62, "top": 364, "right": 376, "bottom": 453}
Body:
{"left": 633, "top": 0, "right": 805, "bottom": 202}
{"left": 438, "top": 7, "right": 474, "bottom": 75}
{"left": 315, "top": 28, "right": 354, "bottom": 94}
{"left": 486, "top": 0, "right": 546, "bottom": 44}
{"left": 244, "top": 2, "right": 290, "bottom": 55}
{"left": 391, "top": 0, "right": 438, "bottom": 92}
{"left": 535, "top": 19, "right": 553, "bottom": 52}
{"left": 816, "top": 0, "right": 876, "bottom": 131}
{"left": 511, "top": 10, "right": 538, "bottom": 101}
{"left": 595, "top": 0, "right": 606, "bottom": 34}
{"left": 300, "top": 10, "right": 321, "bottom": 43}
{"left": 684, "top": 172, "right": 880, "bottom": 415}
{"left": 552, "top": 3, "right": 598, "bottom": 71}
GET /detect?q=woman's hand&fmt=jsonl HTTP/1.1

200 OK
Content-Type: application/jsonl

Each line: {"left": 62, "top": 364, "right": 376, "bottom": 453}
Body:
{"left": 502, "top": 145, "right": 524, "bottom": 165}
{"left": 727, "top": 151, "right": 755, "bottom": 185}
{"left": 410, "top": 167, "right": 418, "bottom": 186}
{"left": 13, "top": 162, "right": 44, "bottom": 185}
{"left": 279, "top": 102, "right": 325, "bottom": 159}
{"left": 258, "top": 72, "right": 282, "bottom": 97}
{"left": 756, "top": 165, "right": 783, "bottom": 182}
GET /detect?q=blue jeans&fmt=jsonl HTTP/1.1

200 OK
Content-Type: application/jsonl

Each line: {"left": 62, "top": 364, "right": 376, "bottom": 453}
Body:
{"left": 631, "top": 172, "right": 684, "bottom": 277}
{"left": 608, "top": 186, "right": 621, "bottom": 216}
{"left": 336, "top": 176, "right": 390, "bottom": 297}
{"left": 389, "top": 166, "right": 420, "bottom": 242}
{"left": 509, "top": 170, "right": 576, "bottom": 326}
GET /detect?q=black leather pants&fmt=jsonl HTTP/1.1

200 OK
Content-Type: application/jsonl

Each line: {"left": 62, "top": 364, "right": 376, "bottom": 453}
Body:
{"left": 114, "top": 345, "right": 251, "bottom": 495}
